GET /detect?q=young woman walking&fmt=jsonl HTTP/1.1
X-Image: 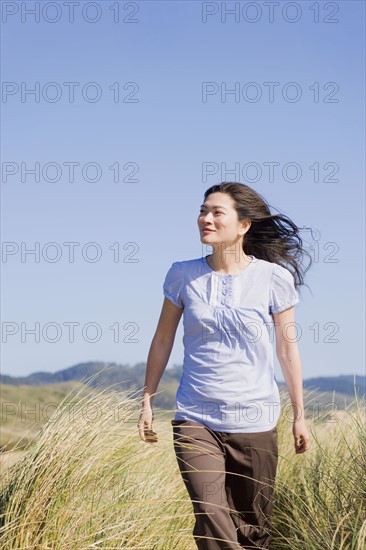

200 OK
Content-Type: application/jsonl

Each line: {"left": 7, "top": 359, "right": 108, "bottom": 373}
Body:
{"left": 138, "top": 182, "right": 311, "bottom": 549}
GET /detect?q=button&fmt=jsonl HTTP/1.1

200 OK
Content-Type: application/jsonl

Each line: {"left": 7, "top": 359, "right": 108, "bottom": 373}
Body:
{"left": 222, "top": 279, "right": 227, "bottom": 285}
{"left": 222, "top": 289, "right": 227, "bottom": 295}
{"left": 221, "top": 299, "right": 226, "bottom": 305}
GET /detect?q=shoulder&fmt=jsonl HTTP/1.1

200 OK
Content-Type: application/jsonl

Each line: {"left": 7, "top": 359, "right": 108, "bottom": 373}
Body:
{"left": 168, "top": 257, "right": 204, "bottom": 272}
{"left": 250, "top": 256, "right": 275, "bottom": 277}
{"left": 164, "top": 258, "right": 201, "bottom": 284}
{"left": 254, "top": 257, "right": 294, "bottom": 278}
{"left": 270, "top": 262, "right": 295, "bottom": 282}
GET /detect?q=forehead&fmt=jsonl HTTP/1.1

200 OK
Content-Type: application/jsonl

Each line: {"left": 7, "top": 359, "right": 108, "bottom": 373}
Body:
{"left": 201, "top": 193, "right": 234, "bottom": 208}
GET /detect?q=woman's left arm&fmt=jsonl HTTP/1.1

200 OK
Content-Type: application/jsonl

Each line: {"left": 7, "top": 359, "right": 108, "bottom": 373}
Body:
{"left": 272, "top": 306, "right": 311, "bottom": 454}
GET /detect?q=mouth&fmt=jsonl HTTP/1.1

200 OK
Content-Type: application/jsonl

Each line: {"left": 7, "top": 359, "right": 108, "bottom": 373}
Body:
{"left": 202, "top": 228, "right": 215, "bottom": 233}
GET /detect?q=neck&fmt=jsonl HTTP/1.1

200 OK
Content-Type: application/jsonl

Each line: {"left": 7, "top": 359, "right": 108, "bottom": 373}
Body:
{"left": 207, "top": 248, "right": 252, "bottom": 275}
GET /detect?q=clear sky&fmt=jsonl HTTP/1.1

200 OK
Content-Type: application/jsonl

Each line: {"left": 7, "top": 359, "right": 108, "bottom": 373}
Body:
{"left": 1, "top": 1, "right": 365, "bottom": 382}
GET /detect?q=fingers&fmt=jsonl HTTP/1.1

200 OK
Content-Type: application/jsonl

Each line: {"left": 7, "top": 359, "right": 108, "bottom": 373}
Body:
{"left": 137, "top": 420, "right": 158, "bottom": 443}
{"left": 137, "top": 423, "right": 146, "bottom": 442}
{"left": 295, "top": 435, "right": 310, "bottom": 454}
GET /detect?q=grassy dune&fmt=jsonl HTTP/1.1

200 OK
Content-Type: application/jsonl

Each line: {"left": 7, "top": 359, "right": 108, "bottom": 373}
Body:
{"left": 0, "top": 378, "right": 365, "bottom": 549}
{"left": 0, "top": 381, "right": 87, "bottom": 451}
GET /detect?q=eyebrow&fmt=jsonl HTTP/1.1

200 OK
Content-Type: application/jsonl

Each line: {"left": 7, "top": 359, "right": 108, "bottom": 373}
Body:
{"left": 200, "top": 204, "right": 228, "bottom": 210}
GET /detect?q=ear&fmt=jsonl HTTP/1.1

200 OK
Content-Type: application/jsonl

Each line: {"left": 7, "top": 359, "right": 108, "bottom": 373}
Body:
{"left": 240, "top": 220, "right": 251, "bottom": 234}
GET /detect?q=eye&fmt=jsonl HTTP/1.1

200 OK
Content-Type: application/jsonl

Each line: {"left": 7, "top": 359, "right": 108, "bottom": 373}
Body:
{"left": 199, "top": 209, "right": 222, "bottom": 214}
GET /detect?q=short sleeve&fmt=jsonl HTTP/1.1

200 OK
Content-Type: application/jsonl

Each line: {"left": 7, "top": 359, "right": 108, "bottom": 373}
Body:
{"left": 269, "top": 263, "right": 299, "bottom": 314}
{"left": 163, "top": 261, "right": 184, "bottom": 308}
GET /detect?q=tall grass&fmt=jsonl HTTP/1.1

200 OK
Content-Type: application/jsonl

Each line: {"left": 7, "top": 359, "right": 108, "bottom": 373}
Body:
{"left": 272, "top": 390, "right": 366, "bottom": 550}
{"left": 0, "top": 370, "right": 365, "bottom": 549}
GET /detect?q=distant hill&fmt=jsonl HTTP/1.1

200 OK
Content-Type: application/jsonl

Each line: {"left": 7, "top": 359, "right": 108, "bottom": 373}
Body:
{"left": 301, "top": 375, "right": 365, "bottom": 398}
{"left": 0, "top": 362, "right": 183, "bottom": 410}
{"left": 1, "top": 361, "right": 365, "bottom": 405}
{"left": 0, "top": 361, "right": 144, "bottom": 387}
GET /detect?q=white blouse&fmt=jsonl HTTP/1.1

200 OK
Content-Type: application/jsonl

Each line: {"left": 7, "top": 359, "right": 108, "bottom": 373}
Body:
{"left": 163, "top": 255, "right": 300, "bottom": 432}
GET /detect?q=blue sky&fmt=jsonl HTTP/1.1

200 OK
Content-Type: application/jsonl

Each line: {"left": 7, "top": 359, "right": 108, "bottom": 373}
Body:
{"left": 1, "top": 0, "right": 365, "bottom": 382}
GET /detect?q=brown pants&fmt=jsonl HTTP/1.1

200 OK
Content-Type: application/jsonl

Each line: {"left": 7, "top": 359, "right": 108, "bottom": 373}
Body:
{"left": 171, "top": 419, "right": 278, "bottom": 550}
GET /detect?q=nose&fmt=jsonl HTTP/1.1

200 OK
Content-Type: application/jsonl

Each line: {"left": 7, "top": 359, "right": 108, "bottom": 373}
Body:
{"left": 201, "top": 212, "right": 213, "bottom": 224}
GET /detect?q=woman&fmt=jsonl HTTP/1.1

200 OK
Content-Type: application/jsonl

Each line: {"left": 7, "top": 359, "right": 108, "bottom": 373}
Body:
{"left": 138, "top": 182, "right": 311, "bottom": 549}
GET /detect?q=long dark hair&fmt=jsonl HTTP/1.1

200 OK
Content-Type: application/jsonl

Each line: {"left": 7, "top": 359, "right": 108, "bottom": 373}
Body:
{"left": 203, "top": 182, "right": 314, "bottom": 293}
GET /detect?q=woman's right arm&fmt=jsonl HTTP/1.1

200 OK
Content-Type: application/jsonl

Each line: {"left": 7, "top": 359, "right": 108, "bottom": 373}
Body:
{"left": 138, "top": 297, "right": 183, "bottom": 443}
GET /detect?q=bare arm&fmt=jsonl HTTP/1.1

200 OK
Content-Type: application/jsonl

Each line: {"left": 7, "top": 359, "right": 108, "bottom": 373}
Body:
{"left": 272, "top": 306, "right": 310, "bottom": 453}
{"left": 143, "top": 297, "right": 183, "bottom": 406}
{"left": 138, "top": 298, "right": 183, "bottom": 442}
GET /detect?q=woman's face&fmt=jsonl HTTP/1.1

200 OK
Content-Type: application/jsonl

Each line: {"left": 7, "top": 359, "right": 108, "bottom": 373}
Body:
{"left": 197, "top": 192, "right": 250, "bottom": 247}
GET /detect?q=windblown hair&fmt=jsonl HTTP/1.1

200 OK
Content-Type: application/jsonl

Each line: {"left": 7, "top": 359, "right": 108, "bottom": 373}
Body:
{"left": 203, "top": 182, "right": 314, "bottom": 292}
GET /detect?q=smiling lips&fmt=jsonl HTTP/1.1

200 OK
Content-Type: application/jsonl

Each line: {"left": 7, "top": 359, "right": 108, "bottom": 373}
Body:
{"left": 202, "top": 228, "right": 215, "bottom": 232}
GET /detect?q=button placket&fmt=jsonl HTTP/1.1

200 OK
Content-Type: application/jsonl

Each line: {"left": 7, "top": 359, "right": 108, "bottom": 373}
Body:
{"left": 220, "top": 276, "right": 231, "bottom": 306}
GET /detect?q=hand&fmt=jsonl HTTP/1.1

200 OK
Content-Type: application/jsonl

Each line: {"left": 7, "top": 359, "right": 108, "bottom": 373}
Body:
{"left": 137, "top": 403, "right": 158, "bottom": 444}
{"left": 293, "top": 419, "right": 311, "bottom": 454}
